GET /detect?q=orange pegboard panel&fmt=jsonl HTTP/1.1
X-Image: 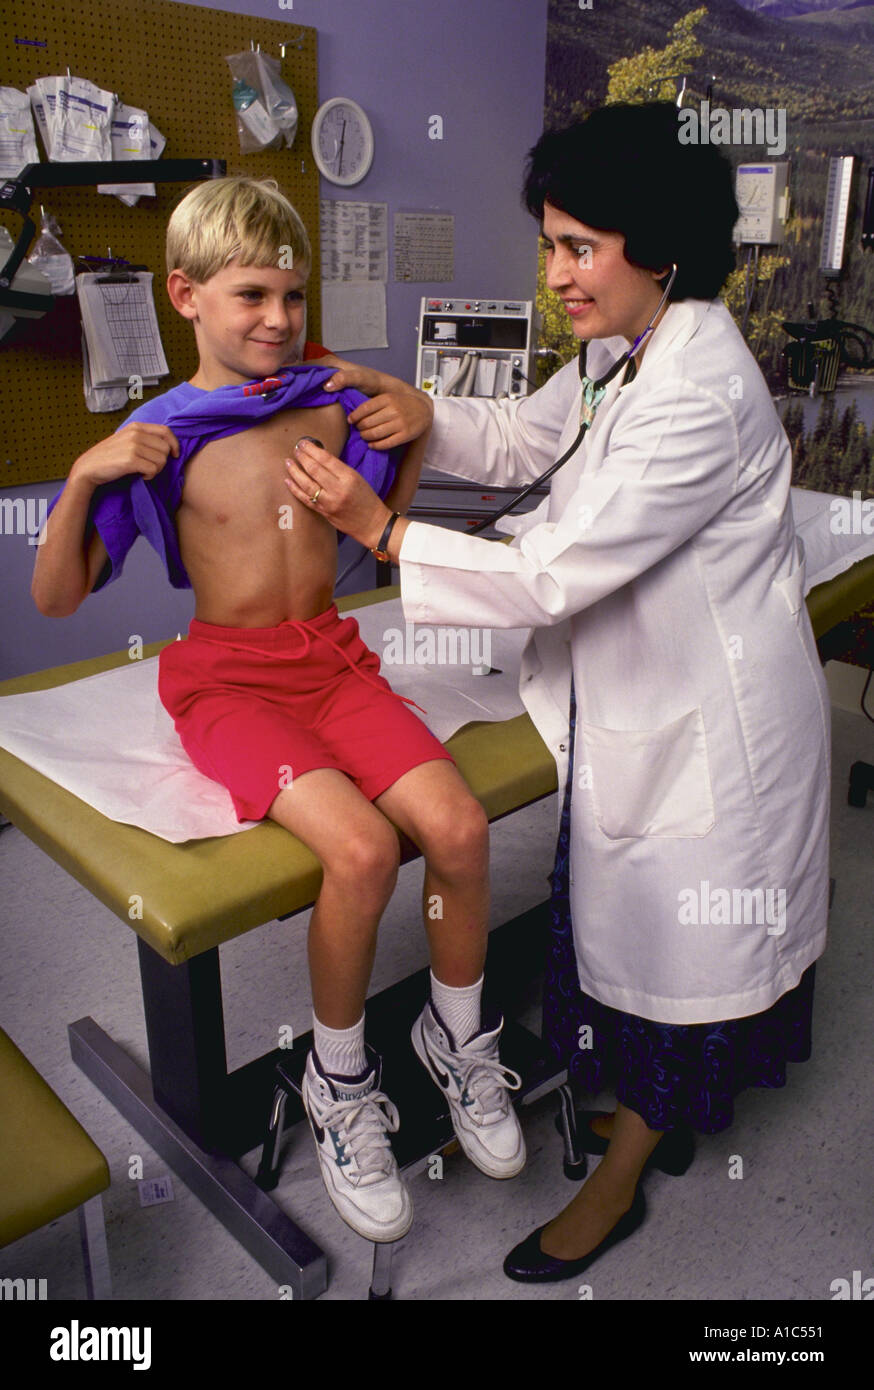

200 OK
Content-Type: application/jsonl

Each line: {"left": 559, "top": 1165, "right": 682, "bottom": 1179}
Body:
{"left": 0, "top": 0, "right": 320, "bottom": 488}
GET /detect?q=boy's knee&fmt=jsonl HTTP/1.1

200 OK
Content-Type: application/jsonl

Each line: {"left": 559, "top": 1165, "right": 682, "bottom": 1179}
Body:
{"left": 424, "top": 794, "right": 489, "bottom": 867}
{"left": 326, "top": 824, "right": 400, "bottom": 890}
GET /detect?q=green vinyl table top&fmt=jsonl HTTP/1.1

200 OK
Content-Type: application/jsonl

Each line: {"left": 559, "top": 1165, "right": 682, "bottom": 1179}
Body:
{"left": 0, "top": 587, "right": 556, "bottom": 964}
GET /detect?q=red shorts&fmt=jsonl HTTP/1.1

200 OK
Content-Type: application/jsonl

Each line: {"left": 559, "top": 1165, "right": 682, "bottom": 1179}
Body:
{"left": 158, "top": 604, "right": 454, "bottom": 822}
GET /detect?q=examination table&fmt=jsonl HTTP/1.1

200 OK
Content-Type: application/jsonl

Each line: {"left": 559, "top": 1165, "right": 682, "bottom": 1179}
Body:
{"left": 2, "top": 544, "right": 873, "bottom": 1300}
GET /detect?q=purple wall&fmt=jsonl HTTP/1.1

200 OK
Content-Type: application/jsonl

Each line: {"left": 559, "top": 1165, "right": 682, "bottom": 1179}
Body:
{"left": 1, "top": 0, "right": 548, "bottom": 679}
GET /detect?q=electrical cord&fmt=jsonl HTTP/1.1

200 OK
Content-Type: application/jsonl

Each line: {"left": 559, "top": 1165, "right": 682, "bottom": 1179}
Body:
{"left": 861, "top": 667, "right": 874, "bottom": 724}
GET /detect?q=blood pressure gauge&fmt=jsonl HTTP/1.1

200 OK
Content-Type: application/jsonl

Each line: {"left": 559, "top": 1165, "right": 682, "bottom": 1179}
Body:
{"left": 311, "top": 98, "right": 374, "bottom": 186}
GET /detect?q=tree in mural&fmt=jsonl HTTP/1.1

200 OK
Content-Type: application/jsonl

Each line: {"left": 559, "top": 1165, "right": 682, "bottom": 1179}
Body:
{"left": 604, "top": 7, "right": 706, "bottom": 105}
{"left": 535, "top": 6, "right": 790, "bottom": 388}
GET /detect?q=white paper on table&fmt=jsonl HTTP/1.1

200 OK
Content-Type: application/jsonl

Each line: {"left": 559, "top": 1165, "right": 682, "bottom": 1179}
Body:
{"left": 320, "top": 280, "right": 387, "bottom": 351}
{"left": 790, "top": 487, "right": 874, "bottom": 587}
{"left": 0, "top": 599, "right": 527, "bottom": 843}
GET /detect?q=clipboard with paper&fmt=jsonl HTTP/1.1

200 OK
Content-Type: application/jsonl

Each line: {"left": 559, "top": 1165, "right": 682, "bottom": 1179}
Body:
{"left": 75, "top": 270, "right": 169, "bottom": 406}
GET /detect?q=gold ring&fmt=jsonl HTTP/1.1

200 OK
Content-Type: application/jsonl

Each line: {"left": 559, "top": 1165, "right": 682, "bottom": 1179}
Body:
{"left": 311, "top": 488, "right": 322, "bottom": 504}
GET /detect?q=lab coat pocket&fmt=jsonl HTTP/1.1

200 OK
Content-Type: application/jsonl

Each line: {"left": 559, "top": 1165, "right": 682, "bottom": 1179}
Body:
{"left": 580, "top": 706, "right": 715, "bottom": 839}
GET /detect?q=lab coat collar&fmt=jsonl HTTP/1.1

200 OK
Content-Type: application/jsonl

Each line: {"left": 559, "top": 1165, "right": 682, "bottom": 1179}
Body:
{"left": 585, "top": 298, "right": 716, "bottom": 390}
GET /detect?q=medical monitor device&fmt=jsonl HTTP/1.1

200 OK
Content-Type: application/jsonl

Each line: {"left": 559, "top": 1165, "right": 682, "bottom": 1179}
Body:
{"left": 734, "top": 163, "right": 789, "bottom": 245}
{"left": 819, "top": 155, "right": 855, "bottom": 278}
{"left": 415, "top": 297, "right": 534, "bottom": 399}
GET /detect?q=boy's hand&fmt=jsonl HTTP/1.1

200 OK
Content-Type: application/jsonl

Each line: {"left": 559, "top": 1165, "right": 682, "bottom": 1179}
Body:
{"left": 317, "top": 356, "right": 385, "bottom": 396}
{"left": 320, "top": 360, "right": 434, "bottom": 448}
{"left": 344, "top": 391, "right": 433, "bottom": 449}
{"left": 70, "top": 423, "right": 180, "bottom": 488}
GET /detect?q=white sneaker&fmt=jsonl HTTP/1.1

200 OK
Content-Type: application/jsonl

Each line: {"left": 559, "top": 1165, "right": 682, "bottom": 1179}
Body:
{"left": 301, "top": 1046, "right": 413, "bottom": 1242}
{"left": 411, "top": 1002, "right": 526, "bottom": 1179}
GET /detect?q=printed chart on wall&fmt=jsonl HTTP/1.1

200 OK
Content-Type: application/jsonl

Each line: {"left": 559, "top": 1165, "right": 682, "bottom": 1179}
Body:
{"left": 394, "top": 211, "right": 454, "bottom": 282}
{"left": 320, "top": 199, "right": 388, "bottom": 350}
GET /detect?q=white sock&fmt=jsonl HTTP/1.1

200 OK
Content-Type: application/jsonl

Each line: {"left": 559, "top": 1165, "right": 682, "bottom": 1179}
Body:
{"left": 313, "top": 1013, "right": 367, "bottom": 1078}
{"left": 429, "top": 971, "right": 484, "bottom": 1047}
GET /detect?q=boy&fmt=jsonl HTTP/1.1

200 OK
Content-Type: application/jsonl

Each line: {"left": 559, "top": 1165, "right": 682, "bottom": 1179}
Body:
{"left": 32, "top": 177, "right": 525, "bottom": 1243}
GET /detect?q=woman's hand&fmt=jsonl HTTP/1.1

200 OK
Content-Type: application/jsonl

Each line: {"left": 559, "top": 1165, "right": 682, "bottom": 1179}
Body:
{"left": 285, "top": 438, "right": 392, "bottom": 549}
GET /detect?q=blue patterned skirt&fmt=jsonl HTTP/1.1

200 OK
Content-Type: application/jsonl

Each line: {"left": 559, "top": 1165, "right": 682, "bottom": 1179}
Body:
{"left": 541, "top": 687, "right": 817, "bottom": 1135}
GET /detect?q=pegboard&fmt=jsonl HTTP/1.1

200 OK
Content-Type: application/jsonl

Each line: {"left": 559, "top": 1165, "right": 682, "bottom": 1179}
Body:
{"left": 0, "top": 0, "right": 320, "bottom": 488}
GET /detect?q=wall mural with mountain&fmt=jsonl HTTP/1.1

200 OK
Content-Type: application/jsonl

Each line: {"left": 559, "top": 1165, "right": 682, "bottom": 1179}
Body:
{"left": 541, "top": 0, "right": 874, "bottom": 658}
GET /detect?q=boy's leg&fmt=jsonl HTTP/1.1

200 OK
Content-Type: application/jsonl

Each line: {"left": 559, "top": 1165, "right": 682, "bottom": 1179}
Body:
{"left": 267, "top": 767, "right": 400, "bottom": 1028}
{"left": 373, "top": 759, "right": 489, "bottom": 989}
{"left": 266, "top": 768, "right": 413, "bottom": 1241}
{"left": 375, "top": 761, "right": 525, "bottom": 1179}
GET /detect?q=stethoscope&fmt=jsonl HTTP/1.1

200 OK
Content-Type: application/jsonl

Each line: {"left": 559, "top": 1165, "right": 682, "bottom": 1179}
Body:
{"left": 467, "top": 263, "right": 678, "bottom": 536}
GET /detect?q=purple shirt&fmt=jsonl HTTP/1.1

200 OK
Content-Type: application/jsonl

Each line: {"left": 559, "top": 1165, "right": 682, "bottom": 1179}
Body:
{"left": 48, "top": 364, "right": 399, "bottom": 590}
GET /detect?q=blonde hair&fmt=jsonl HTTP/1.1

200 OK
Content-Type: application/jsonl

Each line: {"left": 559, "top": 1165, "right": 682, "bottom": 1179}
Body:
{"left": 166, "top": 176, "right": 311, "bottom": 281}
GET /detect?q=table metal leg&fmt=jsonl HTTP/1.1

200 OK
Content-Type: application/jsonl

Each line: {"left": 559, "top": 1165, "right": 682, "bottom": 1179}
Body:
{"left": 256, "top": 1084, "right": 288, "bottom": 1192}
{"left": 136, "top": 938, "right": 228, "bottom": 1151}
{"left": 555, "top": 1081, "right": 587, "bottom": 1181}
{"left": 79, "top": 1193, "right": 112, "bottom": 1300}
{"left": 368, "top": 1241, "right": 394, "bottom": 1300}
{"left": 68, "top": 1016, "right": 327, "bottom": 1300}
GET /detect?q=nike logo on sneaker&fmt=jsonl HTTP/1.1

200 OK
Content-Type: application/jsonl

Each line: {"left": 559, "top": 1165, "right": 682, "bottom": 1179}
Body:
{"left": 311, "top": 1119, "right": 351, "bottom": 1166}
{"left": 424, "top": 1052, "right": 450, "bottom": 1088}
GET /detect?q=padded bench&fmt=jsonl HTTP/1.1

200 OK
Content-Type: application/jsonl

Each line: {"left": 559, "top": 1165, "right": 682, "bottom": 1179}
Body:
{"left": 0, "top": 1027, "right": 111, "bottom": 1299}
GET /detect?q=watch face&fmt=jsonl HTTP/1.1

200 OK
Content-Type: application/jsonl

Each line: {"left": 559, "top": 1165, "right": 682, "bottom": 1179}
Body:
{"left": 313, "top": 100, "right": 373, "bottom": 185}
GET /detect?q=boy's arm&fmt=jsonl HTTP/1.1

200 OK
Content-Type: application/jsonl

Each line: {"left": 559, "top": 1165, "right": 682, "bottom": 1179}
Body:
{"left": 381, "top": 426, "right": 430, "bottom": 516}
{"left": 32, "top": 471, "right": 110, "bottom": 617}
{"left": 32, "top": 423, "right": 179, "bottom": 617}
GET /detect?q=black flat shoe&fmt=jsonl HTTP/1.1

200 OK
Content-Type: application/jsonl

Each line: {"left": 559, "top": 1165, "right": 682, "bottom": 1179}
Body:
{"left": 556, "top": 1109, "right": 695, "bottom": 1176}
{"left": 503, "top": 1185, "right": 646, "bottom": 1284}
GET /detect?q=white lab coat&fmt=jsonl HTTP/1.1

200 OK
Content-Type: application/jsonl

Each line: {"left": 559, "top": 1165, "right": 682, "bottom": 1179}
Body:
{"left": 398, "top": 298, "right": 830, "bottom": 1024}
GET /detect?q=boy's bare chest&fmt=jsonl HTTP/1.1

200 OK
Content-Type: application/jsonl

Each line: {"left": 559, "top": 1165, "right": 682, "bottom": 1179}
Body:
{"left": 180, "top": 405, "right": 347, "bottom": 521}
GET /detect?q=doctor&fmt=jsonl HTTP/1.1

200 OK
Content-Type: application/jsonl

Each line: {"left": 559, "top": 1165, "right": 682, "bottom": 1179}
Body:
{"left": 286, "top": 103, "right": 831, "bottom": 1285}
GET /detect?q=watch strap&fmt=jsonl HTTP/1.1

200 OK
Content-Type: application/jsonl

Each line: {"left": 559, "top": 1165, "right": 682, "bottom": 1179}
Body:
{"left": 371, "top": 511, "right": 401, "bottom": 562}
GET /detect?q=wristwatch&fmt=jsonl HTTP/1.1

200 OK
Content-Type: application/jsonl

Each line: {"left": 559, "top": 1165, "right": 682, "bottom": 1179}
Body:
{"left": 371, "top": 511, "right": 401, "bottom": 562}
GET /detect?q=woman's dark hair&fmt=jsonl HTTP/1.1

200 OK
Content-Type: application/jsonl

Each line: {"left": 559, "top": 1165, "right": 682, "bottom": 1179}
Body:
{"left": 523, "top": 103, "right": 739, "bottom": 300}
